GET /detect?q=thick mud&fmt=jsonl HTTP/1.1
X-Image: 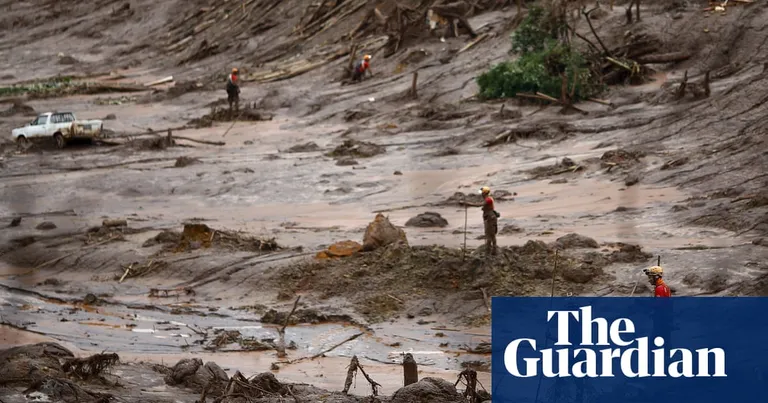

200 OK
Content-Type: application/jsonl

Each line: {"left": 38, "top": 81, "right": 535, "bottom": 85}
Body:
{"left": 2, "top": 0, "right": 768, "bottom": 401}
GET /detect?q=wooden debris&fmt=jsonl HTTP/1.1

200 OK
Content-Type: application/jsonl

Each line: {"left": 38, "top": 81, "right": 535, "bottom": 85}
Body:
{"left": 145, "top": 76, "right": 174, "bottom": 87}
{"left": 410, "top": 71, "right": 418, "bottom": 98}
{"left": 636, "top": 52, "right": 692, "bottom": 64}
{"left": 103, "top": 219, "right": 127, "bottom": 228}
{"left": 63, "top": 353, "right": 120, "bottom": 379}
{"left": 149, "top": 286, "right": 195, "bottom": 298}
{"left": 457, "top": 32, "right": 491, "bottom": 54}
{"left": 276, "top": 296, "right": 301, "bottom": 358}
{"left": 342, "top": 355, "right": 381, "bottom": 396}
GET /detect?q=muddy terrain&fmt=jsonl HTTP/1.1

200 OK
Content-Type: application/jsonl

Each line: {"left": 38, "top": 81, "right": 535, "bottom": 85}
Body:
{"left": 1, "top": 0, "right": 768, "bottom": 401}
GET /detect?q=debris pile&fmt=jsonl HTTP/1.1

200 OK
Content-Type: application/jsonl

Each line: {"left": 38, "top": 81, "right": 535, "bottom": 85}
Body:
{"left": 62, "top": 353, "right": 120, "bottom": 379}
{"left": 275, "top": 238, "right": 653, "bottom": 322}
{"left": 141, "top": 224, "right": 280, "bottom": 253}
{"left": 164, "top": 358, "right": 229, "bottom": 396}
{"left": 188, "top": 104, "right": 273, "bottom": 128}
{"left": 524, "top": 157, "right": 582, "bottom": 178}
{"left": 326, "top": 139, "right": 385, "bottom": 159}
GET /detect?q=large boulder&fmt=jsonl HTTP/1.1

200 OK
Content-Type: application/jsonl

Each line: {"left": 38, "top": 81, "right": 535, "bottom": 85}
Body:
{"left": 362, "top": 213, "right": 408, "bottom": 251}
{"left": 405, "top": 212, "right": 448, "bottom": 228}
{"left": 391, "top": 377, "right": 465, "bottom": 403}
{"left": 554, "top": 233, "right": 599, "bottom": 249}
{"left": 164, "top": 358, "right": 228, "bottom": 395}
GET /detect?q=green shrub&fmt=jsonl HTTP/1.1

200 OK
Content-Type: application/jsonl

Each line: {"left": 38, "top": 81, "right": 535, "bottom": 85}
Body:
{"left": 477, "top": 41, "right": 601, "bottom": 101}
{"left": 478, "top": 5, "right": 602, "bottom": 101}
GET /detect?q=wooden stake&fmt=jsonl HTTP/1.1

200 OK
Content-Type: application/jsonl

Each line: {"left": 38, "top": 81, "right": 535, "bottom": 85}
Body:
{"left": 410, "top": 71, "right": 418, "bottom": 98}
{"left": 550, "top": 250, "right": 559, "bottom": 298}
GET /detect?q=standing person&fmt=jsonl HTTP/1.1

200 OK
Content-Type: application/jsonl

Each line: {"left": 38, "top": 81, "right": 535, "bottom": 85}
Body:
{"left": 351, "top": 55, "right": 373, "bottom": 83}
{"left": 643, "top": 266, "right": 671, "bottom": 297}
{"left": 461, "top": 186, "right": 499, "bottom": 255}
{"left": 226, "top": 68, "right": 240, "bottom": 114}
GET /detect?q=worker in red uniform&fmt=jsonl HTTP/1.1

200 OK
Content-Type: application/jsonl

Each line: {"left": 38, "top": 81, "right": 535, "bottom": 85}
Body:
{"left": 351, "top": 55, "right": 373, "bottom": 82}
{"left": 461, "top": 186, "right": 499, "bottom": 255}
{"left": 643, "top": 266, "right": 671, "bottom": 297}
{"left": 226, "top": 68, "right": 240, "bottom": 113}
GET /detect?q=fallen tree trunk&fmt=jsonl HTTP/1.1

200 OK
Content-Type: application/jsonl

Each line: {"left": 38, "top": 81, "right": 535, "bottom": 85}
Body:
{"left": 637, "top": 51, "right": 691, "bottom": 64}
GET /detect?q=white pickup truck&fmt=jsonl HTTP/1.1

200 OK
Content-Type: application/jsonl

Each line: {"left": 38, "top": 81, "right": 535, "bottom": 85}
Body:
{"left": 11, "top": 112, "right": 104, "bottom": 149}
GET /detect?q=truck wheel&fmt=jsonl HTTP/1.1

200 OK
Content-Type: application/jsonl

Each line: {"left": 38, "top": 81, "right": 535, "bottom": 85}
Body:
{"left": 16, "top": 136, "right": 29, "bottom": 148}
{"left": 54, "top": 133, "right": 65, "bottom": 149}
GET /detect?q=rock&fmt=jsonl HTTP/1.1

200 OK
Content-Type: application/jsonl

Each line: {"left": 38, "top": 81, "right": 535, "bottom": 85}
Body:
{"left": 336, "top": 157, "right": 358, "bottom": 166}
{"left": 391, "top": 377, "right": 465, "bottom": 403}
{"left": 625, "top": 174, "right": 640, "bottom": 187}
{"left": 554, "top": 233, "right": 599, "bottom": 249}
{"left": 36, "top": 221, "right": 57, "bottom": 230}
{"left": 753, "top": 238, "right": 768, "bottom": 247}
{"left": 562, "top": 264, "right": 603, "bottom": 284}
{"left": 405, "top": 212, "right": 449, "bottom": 228}
{"left": 315, "top": 240, "right": 362, "bottom": 259}
{"left": 244, "top": 140, "right": 254, "bottom": 145}
{"left": 499, "top": 224, "right": 523, "bottom": 234}
{"left": 104, "top": 114, "right": 117, "bottom": 120}
{"left": 550, "top": 178, "right": 568, "bottom": 184}
{"left": 174, "top": 156, "right": 201, "bottom": 168}
{"left": 561, "top": 157, "right": 575, "bottom": 168}
{"left": 83, "top": 294, "right": 99, "bottom": 305}
{"left": 394, "top": 170, "right": 403, "bottom": 175}
{"left": 671, "top": 205, "right": 689, "bottom": 212}
{"left": 362, "top": 213, "right": 408, "bottom": 251}
{"left": 286, "top": 142, "right": 320, "bottom": 153}
{"left": 9, "top": 217, "right": 21, "bottom": 227}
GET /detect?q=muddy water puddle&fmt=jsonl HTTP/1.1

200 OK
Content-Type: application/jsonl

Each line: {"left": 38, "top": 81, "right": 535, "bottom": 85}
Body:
{"left": 0, "top": 285, "right": 489, "bottom": 378}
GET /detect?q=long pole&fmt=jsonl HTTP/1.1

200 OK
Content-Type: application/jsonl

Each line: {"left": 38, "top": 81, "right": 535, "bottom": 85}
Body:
{"left": 462, "top": 202, "right": 468, "bottom": 262}
{"left": 534, "top": 249, "right": 559, "bottom": 403}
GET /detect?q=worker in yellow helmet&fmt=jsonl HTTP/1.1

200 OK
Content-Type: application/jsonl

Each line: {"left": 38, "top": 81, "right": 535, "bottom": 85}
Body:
{"left": 226, "top": 67, "right": 240, "bottom": 113}
{"left": 351, "top": 54, "right": 373, "bottom": 83}
{"left": 643, "top": 266, "right": 671, "bottom": 297}
{"left": 461, "top": 186, "right": 499, "bottom": 255}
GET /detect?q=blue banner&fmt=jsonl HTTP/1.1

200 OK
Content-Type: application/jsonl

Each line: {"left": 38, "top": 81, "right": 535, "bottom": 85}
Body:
{"left": 491, "top": 297, "right": 768, "bottom": 403}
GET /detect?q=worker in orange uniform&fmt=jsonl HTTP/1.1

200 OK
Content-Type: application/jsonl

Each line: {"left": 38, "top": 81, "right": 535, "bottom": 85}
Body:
{"left": 351, "top": 55, "right": 373, "bottom": 82}
{"left": 643, "top": 266, "right": 671, "bottom": 297}
{"left": 461, "top": 186, "right": 499, "bottom": 255}
{"left": 226, "top": 68, "right": 240, "bottom": 113}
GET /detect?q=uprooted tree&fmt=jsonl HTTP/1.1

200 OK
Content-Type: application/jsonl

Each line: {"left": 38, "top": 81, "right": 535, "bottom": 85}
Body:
{"left": 478, "top": 1, "right": 693, "bottom": 105}
{"left": 477, "top": 4, "right": 603, "bottom": 103}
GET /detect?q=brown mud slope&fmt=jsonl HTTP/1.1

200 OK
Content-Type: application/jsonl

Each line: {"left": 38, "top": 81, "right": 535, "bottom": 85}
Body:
{"left": 2, "top": 0, "right": 768, "bottom": 396}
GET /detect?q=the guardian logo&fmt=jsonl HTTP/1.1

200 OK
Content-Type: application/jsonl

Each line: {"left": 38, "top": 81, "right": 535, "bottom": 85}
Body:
{"left": 504, "top": 306, "right": 726, "bottom": 378}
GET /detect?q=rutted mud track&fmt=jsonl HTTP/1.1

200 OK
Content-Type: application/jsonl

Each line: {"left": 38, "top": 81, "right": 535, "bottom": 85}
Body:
{"left": 1, "top": 0, "right": 768, "bottom": 401}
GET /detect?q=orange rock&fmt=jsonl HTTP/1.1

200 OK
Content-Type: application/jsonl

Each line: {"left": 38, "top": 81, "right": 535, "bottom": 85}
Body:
{"left": 316, "top": 240, "right": 362, "bottom": 259}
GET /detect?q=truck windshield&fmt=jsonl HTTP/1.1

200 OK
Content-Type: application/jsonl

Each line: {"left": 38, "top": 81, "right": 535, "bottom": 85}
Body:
{"left": 32, "top": 116, "right": 46, "bottom": 125}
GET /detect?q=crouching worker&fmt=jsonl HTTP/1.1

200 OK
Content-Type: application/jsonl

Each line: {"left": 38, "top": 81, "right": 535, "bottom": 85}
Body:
{"left": 351, "top": 55, "right": 373, "bottom": 82}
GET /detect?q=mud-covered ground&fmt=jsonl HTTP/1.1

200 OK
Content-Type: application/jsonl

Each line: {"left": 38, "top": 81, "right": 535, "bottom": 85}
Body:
{"left": 1, "top": 0, "right": 768, "bottom": 401}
